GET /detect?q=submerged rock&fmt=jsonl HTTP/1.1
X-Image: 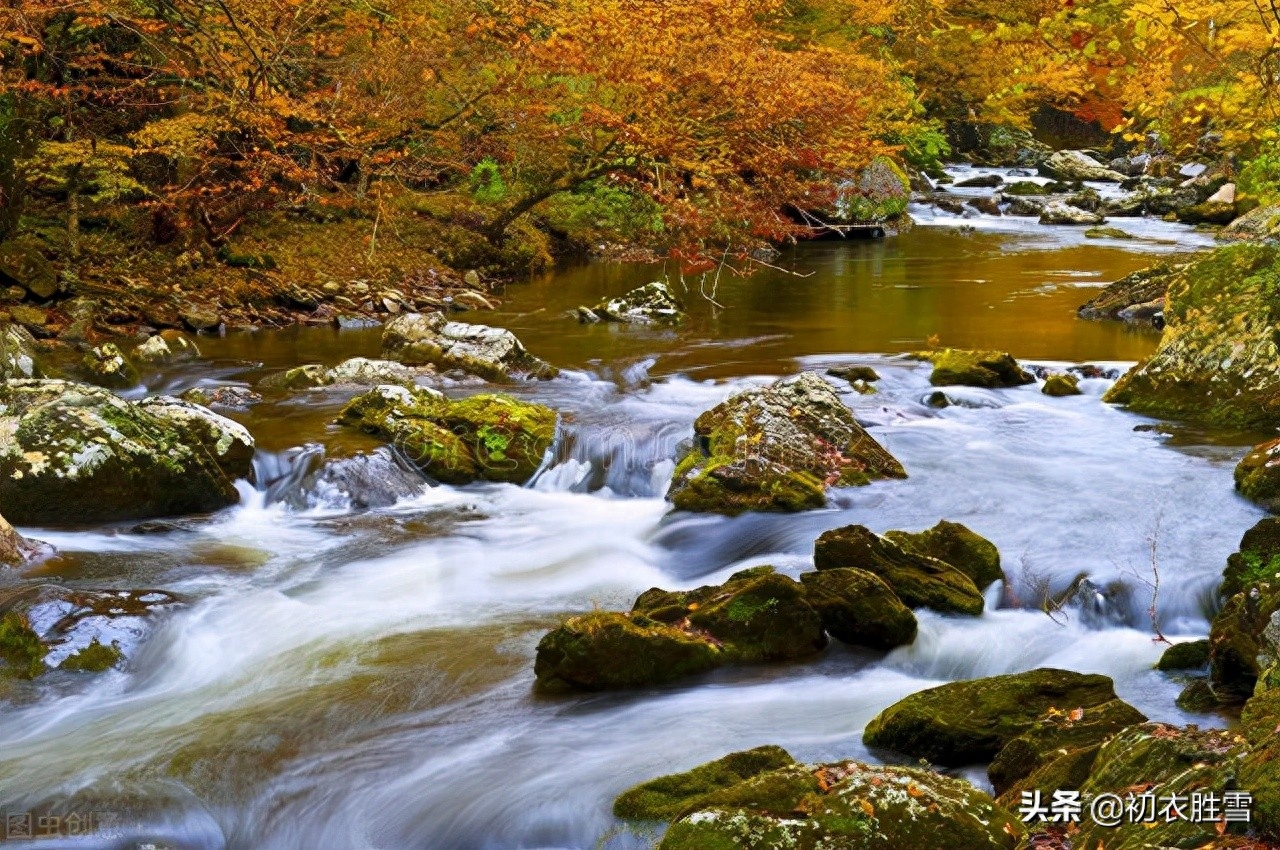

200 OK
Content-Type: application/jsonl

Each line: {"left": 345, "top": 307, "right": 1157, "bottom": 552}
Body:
{"left": 1041, "top": 374, "right": 1081, "bottom": 396}
{"left": 1038, "top": 150, "right": 1126, "bottom": 182}
{"left": 651, "top": 758, "right": 1023, "bottom": 850}
{"left": 915, "top": 349, "right": 1034, "bottom": 388}
{"left": 667, "top": 372, "right": 906, "bottom": 515}
{"left": 382, "top": 312, "right": 558, "bottom": 381}
{"left": 0, "top": 380, "right": 246, "bottom": 524}
{"left": 1105, "top": 244, "right": 1280, "bottom": 428}
{"left": 863, "top": 668, "right": 1126, "bottom": 765}
{"left": 576, "top": 282, "right": 687, "bottom": 325}
{"left": 338, "top": 385, "right": 557, "bottom": 486}
{"left": 815, "top": 524, "right": 985, "bottom": 615}
{"left": 798, "top": 568, "right": 917, "bottom": 650}
{"left": 1235, "top": 439, "right": 1280, "bottom": 512}
{"left": 883, "top": 520, "right": 1004, "bottom": 591}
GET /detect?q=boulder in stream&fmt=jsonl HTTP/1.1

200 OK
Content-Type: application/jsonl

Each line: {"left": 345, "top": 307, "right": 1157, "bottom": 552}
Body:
{"left": 0, "top": 380, "right": 249, "bottom": 524}
{"left": 613, "top": 745, "right": 797, "bottom": 820}
{"left": 381, "top": 312, "right": 558, "bottom": 381}
{"left": 1038, "top": 150, "right": 1127, "bottom": 182}
{"left": 883, "top": 520, "right": 1004, "bottom": 591}
{"left": 1038, "top": 201, "right": 1106, "bottom": 225}
{"left": 914, "top": 348, "right": 1034, "bottom": 388}
{"left": 1219, "top": 203, "right": 1280, "bottom": 242}
{"left": 1040, "top": 373, "right": 1082, "bottom": 396}
{"left": 133, "top": 331, "right": 200, "bottom": 365}
{"left": 0, "top": 323, "right": 49, "bottom": 381}
{"left": 1076, "top": 261, "right": 1183, "bottom": 326}
{"left": 667, "top": 372, "right": 906, "bottom": 515}
{"left": 338, "top": 384, "right": 557, "bottom": 486}
{"left": 576, "top": 282, "right": 687, "bottom": 325}
{"left": 798, "top": 568, "right": 917, "bottom": 650}
{"left": 814, "top": 524, "right": 986, "bottom": 615}
{"left": 82, "top": 343, "right": 140, "bottom": 388}
{"left": 1235, "top": 439, "right": 1280, "bottom": 512}
{"left": 863, "top": 668, "right": 1130, "bottom": 766}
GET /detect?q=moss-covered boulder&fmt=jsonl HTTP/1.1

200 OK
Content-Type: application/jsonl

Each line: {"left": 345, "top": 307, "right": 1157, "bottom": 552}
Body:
{"left": 1156, "top": 639, "right": 1211, "bottom": 671}
{"left": 532, "top": 611, "right": 722, "bottom": 693}
{"left": 1224, "top": 517, "right": 1280, "bottom": 597}
{"left": 338, "top": 385, "right": 557, "bottom": 485}
{"left": 668, "top": 372, "right": 906, "bottom": 516}
{"left": 1176, "top": 200, "right": 1238, "bottom": 225}
{"left": 0, "top": 610, "right": 45, "bottom": 679}
{"left": 1239, "top": 689, "right": 1280, "bottom": 840}
{"left": 1104, "top": 244, "right": 1280, "bottom": 428}
{"left": 632, "top": 567, "right": 827, "bottom": 664}
{"left": 382, "top": 312, "right": 558, "bottom": 381}
{"left": 577, "top": 282, "right": 687, "bottom": 325}
{"left": 883, "top": 520, "right": 1003, "bottom": 591}
{"left": 863, "top": 668, "right": 1125, "bottom": 766}
{"left": 136, "top": 397, "right": 255, "bottom": 481}
{"left": 1076, "top": 261, "right": 1182, "bottom": 325}
{"left": 1208, "top": 581, "right": 1280, "bottom": 703}
{"left": 915, "top": 349, "right": 1034, "bottom": 388}
{"left": 1220, "top": 203, "right": 1280, "bottom": 242}
{"left": 1041, "top": 374, "right": 1081, "bottom": 396}
{"left": 1235, "top": 439, "right": 1280, "bottom": 512}
{"left": 986, "top": 698, "right": 1147, "bottom": 796}
{"left": 259, "top": 364, "right": 334, "bottom": 390}
{"left": 0, "top": 380, "right": 245, "bottom": 524}
{"left": 655, "top": 759, "right": 1023, "bottom": 850}
{"left": 814, "top": 525, "right": 985, "bottom": 616}
{"left": 613, "top": 746, "right": 797, "bottom": 820}
{"left": 798, "top": 569, "right": 917, "bottom": 650}
{"left": 0, "top": 323, "right": 48, "bottom": 381}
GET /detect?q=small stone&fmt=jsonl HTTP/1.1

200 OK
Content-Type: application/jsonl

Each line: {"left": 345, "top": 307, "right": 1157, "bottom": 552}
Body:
{"left": 1042, "top": 374, "right": 1082, "bottom": 396}
{"left": 180, "top": 305, "right": 222, "bottom": 332}
{"left": 464, "top": 270, "right": 481, "bottom": 287}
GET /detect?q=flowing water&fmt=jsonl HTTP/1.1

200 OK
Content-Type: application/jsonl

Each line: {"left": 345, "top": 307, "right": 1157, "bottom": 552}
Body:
{"left": 0, "top": 173, "right": 1265, "bottom": 849}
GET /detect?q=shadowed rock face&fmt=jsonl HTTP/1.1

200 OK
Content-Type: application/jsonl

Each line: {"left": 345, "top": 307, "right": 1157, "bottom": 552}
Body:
{"left": 0, "top": 380, "right": 249, "bottom": 524}
{"left": 381, "top": 312, "right": 558, "bottom": 381}
{"left": 668, "top": 371, "right": 906, "bottom": 515}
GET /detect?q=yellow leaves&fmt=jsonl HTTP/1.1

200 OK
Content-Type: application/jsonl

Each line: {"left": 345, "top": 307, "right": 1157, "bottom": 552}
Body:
{"left": 859, "top": 799, "right": 875, "bottom": 817}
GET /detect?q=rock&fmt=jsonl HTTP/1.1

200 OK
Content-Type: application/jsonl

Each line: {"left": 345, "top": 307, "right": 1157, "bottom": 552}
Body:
{"left": 1003, "top": 181, "right": 1051, "bottom": 196}
{"left": 532, "top": 611, "right": 722, "bottom": 693}
{"left": 1064, "top": 187, "right": 1104, "bottom": 212}
{"left": 259, "top": 364, "right": 333, "bottom": 390}
{"left": 180, "top": 386, "right": 261, "bottom": 410}
{"left": 82, "top": 343, "right": 140, "bottom": 388}
{"left": 1236, "top": 442, "right": 1280, "bottom": 512}
{"left": 883, "top": 520, "right": 1004, "bottom": 591}
{"left": 826, "top": 365, "right": 880, "bottom": 383}
{"left": 954, "top": 174, "right": 1004, "bottom": 188}
{"left": 327, "top": 357, "right": 431, "bottom": 387}
{"left": 667, "top": 372, "right": 906, "bottom": 515}
{"left": 1104, "top": 244, "right": 1280, "bottom": 427}
{"left": 1041, "top": 374, "right": 1081, "bottom": 396}
{"left": 1219, "top": 204, "right": 1280, "bottom": 242}
{"left": 987, "top": 698, "right": 1147, "bottom": 796}
{"left": 0, "top": 323, "right": 47, "bottom": 380}
{"left": 1083, "top": 226, "right": 1132, "bottom": 239}
{"left": 0, "top": 512, "right": 50, "bottom": 566}
{"left": 0, "top": 380, "right": 243, "bottom": 524}
{"left": 1239, "top": 690, "right": 1280, "bottom": 840}
{"left": 613, "top": 746, "right": 797, "bottom": 820}
{"left": 463, "top": 270, "right": 481, "bottom": 288}
{"left": 1208, "top": 581, "right": 1280, "bottom": 702}
{"left": 863, "top": 668, "right": 1126, "bottom": 766}
{"left": 382, "top": 312, "right": 558, "bottom": 381}
{"left": 133, "top": 332, "right": 200, "bottom": 365}
{"left": 1156, "top": 639, "right": 1211, "bottom": 671}
{"left": 59, "top": 297, "right": 99, "bottom": 343}
{"left": 814, "top": 524, "right": 985, "bottom": 616}
{"left": 135, "top": 396, "right": 255, "bottom": 481}
{"left": 1207, "top": 182, "right": 1236, "bottom": 205}
{"left": 9, "top": 304, "right": 47, "bottom": 331}
{"left": 180, "top": 304, "right": 222, "bottom": 332}
{"left": 832, "top": 156, "right": 910, "bottom": 224}
{"left": 932, "top": 196, "right": 966, "bottom": 215}
{"left": 576, "top": 282, "right": 687, "bottom": 325}
{"left": 337, "top": 385, "right": 557, "bottom": 485}
{"left": 1076, "top": 261, "right": 1182, "bottom": 325}
{"left": 1038, "top": 201, "right": 1106, "bottom": 225}
{"left": 657, "top": 758, "right": 1023, "bottom": 850}
{"left": 1175, "top": 678, "right": 1219, "bottom": 712}
{"left": 1003, "top": 197, "right": 1044, "bottom": 217}
{"left": 1038, "top": 150, "right": 1127, "bottom": 182}
{"left": 0, "top": 610, "right": 45, "bottom": 679}
{"left": 915, "top": 348, "right": 1034, "bottom": 388}
{"left": 966, "top": 196, "right": 1002, "bottom": 216}
{"left": 275, "top": 446, "right": 427, "bottom": 510}
{"left": 1142, "top": 185, "right": 1200, "bottom": 216}
{"left": 633, "top": 567, "right": 827, "bottom": 663}
{"left": 798, "top": 568, "right": 917, "bottom": 650}
{"left": 1176, "top": 200, "right": 1237, "bottom": 225}
{"left": 0, "top": 237, "right": 56, "bottom": 299}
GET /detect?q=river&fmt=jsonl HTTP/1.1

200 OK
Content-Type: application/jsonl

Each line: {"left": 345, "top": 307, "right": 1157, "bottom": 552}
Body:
{"left": 0, "top": 174, "right": 1262, "bottom": 849}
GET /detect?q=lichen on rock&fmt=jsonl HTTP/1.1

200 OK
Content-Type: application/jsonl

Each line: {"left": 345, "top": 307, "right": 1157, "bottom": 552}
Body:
{"left": 382, "top": 312, "right": 558, "bottom": 381}
{"left": 577, "top": 281, "right": 687, "bottom": 325}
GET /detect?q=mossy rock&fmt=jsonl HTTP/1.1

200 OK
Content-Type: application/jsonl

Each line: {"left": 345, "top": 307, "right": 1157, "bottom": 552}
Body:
{"left": 337, "top": 385, "right": 556, "bottom": 486}
{"left": 1224, "top": 518, "right": 1280, "bottom": 598}
{"left": 632, "top": 568, "right": 827, "bottom": 664}
{"left": 136, "top": 397, "right": 256, "bottom": 481}
{"left": 613, "top": 745, "right": 797, "bottom": 820}
{"left": 81, "top": 343, "right": 140, "bottom": 389}
{"left": 1077, "top": 261, "right": 1182, "bottom": 322}
{"left": 883, "top": 520, "right": 1003, "bottom": 591}
{"left": 1209, "top": 582, "right": 1280, "bottom": 702}
{"left": 863, "top": 668, "right": 1123, "bottom": 766}
{"left": 1104, "top": 244, "right": 1280, "bottom": 428}
{"left": 814, "top": 524, "right": 985, "bottom": 616}
{"left": 59, "top": 638, "right": 123, "bottom": 672}
{"left": 986, "top": 698, "right": 1147, "bottom": 795}
{"left": 0, "top": 380, "right": 242, "bottom": 524}
{"left": 1234, "top": 441, "right": 1280, "bottom": 513}
{"left": 532, "top": 611, "right": 721, "bottom": 693}
{"left": 1175, "top": 678, "right": 1220, "bottom": 712}
{"left": 798, "top": 568, "right": 917, "bottom": 650}
{"left": 1003, "top": 180, "right": 1051, "bottom": 196}
{"left": 1239, "top": 689, "right": 1280, "bottom": 840}
{"left": 669, "top": 372, "right": 905, "bottom": 516}
{"left": 827, "top": 365, "right": 880, "bottom": 383}
{"left": 381, "top": 312, "right": 558, "bottom": 381}
{"left": 259, "top": 364, "right": 334, "bottom": 390}
{"left": 0, "top": 611, "right": 45, "bottom": 679}
{"left": 1156, "top": 639, "right": 1211, "bottom": 671}
{"left": 1175, "top": 200, "right": 1238, "bottom": 225}
{"left": 659, "top": 760, "right": 1023, "bottom": 850}
{"left": 994, "top": 743, "right": 1102, "bottom": 811}
{"left": 1084, "top": 226, "right": 1134, "bottom": 239}
{"left": 1041, "top": 374, "right": 1081, "bottom": 396}
{"left": 915, "top": 349, "right": 1034, "bottom": 388}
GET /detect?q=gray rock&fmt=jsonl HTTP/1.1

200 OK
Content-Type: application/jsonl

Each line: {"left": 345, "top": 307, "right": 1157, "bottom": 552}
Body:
{"left": 137, "top": 396, "right": 256, "bottom": 480}
{"left": 1039, "top": 202, "right": 1105, "bottom": 226}
{"left": 382, "top": 312, "right": 558, "bottom": 381}
{"left": 577, "top": 282, "right": 688, "bottom": 325}
{"left": 327, "top": 357, "right": 433, "bottom": 387}
{"left": 1038, "top": 150, "right": 1127, "bottom": 183}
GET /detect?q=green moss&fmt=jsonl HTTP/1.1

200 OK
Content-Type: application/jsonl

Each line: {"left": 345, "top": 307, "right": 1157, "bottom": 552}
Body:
{"left": 59, "top": 638, "right": 123, "bottom": 672}
{"left": 995, "top": 744, "right": 1101, "bottom": 811}
{"left": 0, "top": 611, "right": 46, "bottom": 679}
{"left": 1209, "top": 582, "right": 1280, "bottom": 702}
{"left": 883, "top": 520, "right": 1003, "bottom": 591}
{"left": 1235, "top": 439, "right": 1280, "bottom": 510}
{"left": 799, "top": 568, "right": 917, "bottom": 650}
{"left": 863, "top": 668, "right": 1124, "bottom": 766}
{"left": 1041, "top": 374, "right": 1082, "bottom": 396}
{"left": 613, "top": 746, "right": 796, "bottom": 820}
{"left": 1003, "top": 180, "right": 1051, "bottom": 196}
{"left": 1174, "top": 678, "right": 1220, "bottom": 712}
{"left": 1084, "top": 226, "right": 1134, "bottom": 239}
{"left": 916, "top": 349, "right": 1034, "bottom": 388}
{"left": 1156, "top": 639, "right": 1211, "bottom": 671}
{"left": 670, "top": 456, "right": 828, "bottom": 515}
{"left": 1223, "top": 519, "right": 1280, "bottom": 599}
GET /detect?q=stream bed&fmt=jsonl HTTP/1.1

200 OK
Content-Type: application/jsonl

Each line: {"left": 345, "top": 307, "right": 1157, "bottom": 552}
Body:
{"left": 0, "top": 175, "right": 1264, "bottom": 849}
